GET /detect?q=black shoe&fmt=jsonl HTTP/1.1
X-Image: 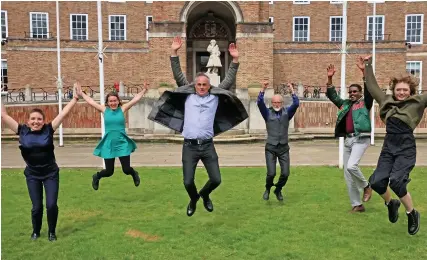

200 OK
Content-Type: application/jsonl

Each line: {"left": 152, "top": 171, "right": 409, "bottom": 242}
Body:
{"left": 386, "top": 199, "right": 400, "bottom": 223}
{"left": 201, "top": 196, "right": 214, "bottom": 212}
{"left": 274, "top": 189, "right": 284, "bottom": 201}
{"left": 48, "top": 232, "right": 57, "bottom": 241}
{"left": 132, "top": 171, "right": 140, "bottom": 187}
{"left": 186, "top": 199, "right": 199, "bottom": 217}
{"left": 407, "top": 209, "right": 420, "bottom": 235}
{"left": 30, "top": 233, "right": 40, "bottom": 240}
{"left": 263, "top": 189, "right": 270, "bottom": 200}
{"left": 92, "top": 173, "right": 100, "bottom": 191}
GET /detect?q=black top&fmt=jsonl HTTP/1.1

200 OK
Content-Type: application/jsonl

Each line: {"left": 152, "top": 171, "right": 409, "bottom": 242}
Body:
{"left": 17, "top": 123, "right": 58, "bottom": 175}
{"left": 386, "top": 117, "right": 413, "bottom": 134}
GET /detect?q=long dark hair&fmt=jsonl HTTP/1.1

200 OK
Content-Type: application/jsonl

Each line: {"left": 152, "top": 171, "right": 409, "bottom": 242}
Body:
{"left": 105, "top": 92, "right": 122, "bottom": 107}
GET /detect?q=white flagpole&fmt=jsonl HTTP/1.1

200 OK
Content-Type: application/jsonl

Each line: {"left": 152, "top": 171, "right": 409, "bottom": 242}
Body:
{"left": 339, "top": 1, "right": 348, "bottom": 169}
{"left": 56, "top": 1, "right": 64, "bottom": 147}
{"left": 370, "top": 2, "right": 376, "bottom": 146}
{"left": 97, "top": 1, "right": 106, "bottom": 168}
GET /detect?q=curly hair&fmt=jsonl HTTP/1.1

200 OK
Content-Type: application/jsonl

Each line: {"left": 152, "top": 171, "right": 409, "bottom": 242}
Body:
{"left": 105, "top": 92, "right": 122, "bottom": 107}
{"left": 389, "top": 76, "right": 419, "bottom": 96}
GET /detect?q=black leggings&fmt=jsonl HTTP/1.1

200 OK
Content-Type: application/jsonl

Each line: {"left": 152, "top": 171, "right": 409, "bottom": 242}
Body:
{"left": 97, "top": 155, "right": 136, "bottom": 178}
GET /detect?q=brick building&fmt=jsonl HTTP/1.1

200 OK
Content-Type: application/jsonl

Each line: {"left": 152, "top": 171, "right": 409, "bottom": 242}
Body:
{"left": 1, "top": 0, "right": 426, "bottom": 96}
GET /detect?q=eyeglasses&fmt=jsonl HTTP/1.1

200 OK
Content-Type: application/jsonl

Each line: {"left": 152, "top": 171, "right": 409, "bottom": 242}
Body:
{"left": 348, "top": 90, "right": 359, "bottom": 94}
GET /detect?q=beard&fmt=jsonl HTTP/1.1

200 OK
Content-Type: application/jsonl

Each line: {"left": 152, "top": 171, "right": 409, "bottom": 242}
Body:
{"left": 273, "top": 107, "right": 282, "bottom": 112}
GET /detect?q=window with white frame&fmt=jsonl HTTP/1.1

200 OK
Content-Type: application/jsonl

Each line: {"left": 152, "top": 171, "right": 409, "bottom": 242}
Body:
{"left": 406, "top": 14, "right": 423, "bottom": 44}
{"left": 366, "top": 15, "right": 384, "bottom": 40}
{"left": 30, "top": 12, "right": 49, "bottom": 38}
{"left": 146, "top": 1, "right": 153, "bottom": 3}
{"left": 269, "top": 1, "right": 274, "bottom": 4}
{"left": 330, "top": 1, "right": 343, "bottom": 3}
{"left": 293, "top": 17, "right": 310, "bottom": 42}
{"left": 70, "top": 14, "right": 88, "bottom": 40}
{"left": 368, "top": 1, "right": 385, "bottom": 3}
{"left": 1, "top": 11, "right": 7, "bottom": 39}
{"left": 269, "top": 17, "right": 274, "bottom": 23}
{"left": 293, "top": 0, "right": 310, "bottom": 4}
{"left": 146, "top": 15, "right": 152, "bottom": 41}
{"left": 406, "top": 61, "right": 422, "bottom": 92}
{"left": 1, "top": 60, "right": 7, "bottom": 90}
{"left": 109, "top": 15, "right": 126, "bottom": 41}
{"left": 330, "top": 16, "right": 343, "bottom": 42}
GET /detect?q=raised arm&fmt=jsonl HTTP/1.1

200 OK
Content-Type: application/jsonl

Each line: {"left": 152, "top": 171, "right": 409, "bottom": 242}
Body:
{"left": 325, "top": 64, "right": 344, "bottom": 108}
{"left": 1, "top": 102, "right": 19, "bottom": 134}
{"left": 77, "top": 83, "right": 106, "bottom": 113}
{"left": 218, "top": 43, "right": 239, "bottom": 90}
{"left": 122, "top": 81, "right": 149, "bottom": 113}
{"left": 51, "top": 85, "right": 79, "bottom": 131}
{"left": 286, "top": 83, "right": 300, "bottom": 120}
{"left": 363, "top": 56, "right": 386, "bottom": 104}
{"left": 170, "top": 36, "right": 189, "bottom": 87}
{"left": 257, "top": 80, "right": 270, "bottom": 121}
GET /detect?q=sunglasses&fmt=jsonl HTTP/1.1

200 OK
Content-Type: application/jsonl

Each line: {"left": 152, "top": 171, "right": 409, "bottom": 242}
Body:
{"left": 348, "top": 90, "right": 359, "bottom": 94}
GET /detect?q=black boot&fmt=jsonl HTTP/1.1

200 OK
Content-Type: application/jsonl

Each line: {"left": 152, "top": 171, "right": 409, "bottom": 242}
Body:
{"left": 263, "top": 189, "right": 270, "bottom": 201}
{"left": 186, "top": 198, "right": 199, "bottom": 217}
{"left": 273, "top": 188, "right": 284, "bottom": 201}
{"left": 386, "top": 199, "right": 400, "bottom": 223}
{"left": 92, "top": 173, "right": 100, "bottom": 191}
{"left": 406, "top": 209, "right": 420, "bottom": 235}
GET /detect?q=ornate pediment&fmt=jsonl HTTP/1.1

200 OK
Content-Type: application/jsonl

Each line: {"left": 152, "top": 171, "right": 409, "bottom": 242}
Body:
{"left": 188, "top": 15, "right": 231, "bottom": 40}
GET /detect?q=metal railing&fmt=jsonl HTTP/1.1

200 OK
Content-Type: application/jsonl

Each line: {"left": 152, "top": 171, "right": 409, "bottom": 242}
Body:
{"left": 24, "top": 31, "right": 54, "bottom": 39}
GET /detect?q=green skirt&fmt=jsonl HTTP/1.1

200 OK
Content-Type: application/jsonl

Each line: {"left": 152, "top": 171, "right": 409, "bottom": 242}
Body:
{"left": 93, "top": 130, "right": 137, "bottom": 159}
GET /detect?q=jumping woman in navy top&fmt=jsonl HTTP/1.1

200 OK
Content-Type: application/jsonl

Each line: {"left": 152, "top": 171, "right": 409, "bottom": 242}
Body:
{"left": 1, "top": 88, "right": 79, "bottom": 241}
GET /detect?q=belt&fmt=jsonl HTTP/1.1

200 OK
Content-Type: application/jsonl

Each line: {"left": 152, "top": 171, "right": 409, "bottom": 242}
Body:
{"left": 184, "top": 138, "right": 213, "bottom": 145}
{"left": 346, "top": 133, "right": 358, "bottom": 138}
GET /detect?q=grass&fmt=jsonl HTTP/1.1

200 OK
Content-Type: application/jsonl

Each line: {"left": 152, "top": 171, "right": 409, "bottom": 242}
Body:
{"left": 1, "top": 166, "right": 427, "bottom": 260}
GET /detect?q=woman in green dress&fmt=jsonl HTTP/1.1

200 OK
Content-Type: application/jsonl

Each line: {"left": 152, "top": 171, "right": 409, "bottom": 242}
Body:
{"left": 76, "top": 82, "right": 149, "bottom": 190}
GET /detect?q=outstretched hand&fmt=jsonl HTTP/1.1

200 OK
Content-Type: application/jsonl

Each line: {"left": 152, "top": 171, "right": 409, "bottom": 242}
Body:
{"left": 356, "top": 56, "right": 365, "bottom": 72}
{"left": 142, "top": 80, "right": 150, "bottom": 91}
{"left": 287, "top": 83, "right": 295, "bottom": 95}
{"left": 229, "top": 43, "right": 239, "bottom": 62}
{"left": 327, "top": 64, "right": 336, "bottom": 78}
{"left": 171, "top": 36, "right": 183, "bottom": 55}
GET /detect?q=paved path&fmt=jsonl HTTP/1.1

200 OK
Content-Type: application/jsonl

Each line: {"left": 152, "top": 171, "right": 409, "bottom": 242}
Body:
{"left": 3, "top": 140, "right": 427, "bottom": 168}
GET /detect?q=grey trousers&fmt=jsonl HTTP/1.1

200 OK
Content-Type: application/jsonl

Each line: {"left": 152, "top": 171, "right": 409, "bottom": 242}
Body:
{"left": 265, "top": 143, "right": 290, "bottom": 191}
{"left": 343, "top": 136, "right": 370, "bottom": 207}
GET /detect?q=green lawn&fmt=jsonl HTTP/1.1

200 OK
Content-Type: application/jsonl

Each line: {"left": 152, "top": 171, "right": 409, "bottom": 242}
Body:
{"left": 1, "top": 167, "right": 426, "bottom": 260}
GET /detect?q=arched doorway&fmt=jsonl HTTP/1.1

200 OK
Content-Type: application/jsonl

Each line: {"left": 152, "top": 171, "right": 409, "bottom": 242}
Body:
{"left": 183, "top": 1, "right": 241, "bottom": 91}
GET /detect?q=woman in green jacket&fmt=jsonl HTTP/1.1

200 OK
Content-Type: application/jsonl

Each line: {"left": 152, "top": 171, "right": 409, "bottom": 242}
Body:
{"left": 363, "top": 55, "right": 427, "bottom": 235}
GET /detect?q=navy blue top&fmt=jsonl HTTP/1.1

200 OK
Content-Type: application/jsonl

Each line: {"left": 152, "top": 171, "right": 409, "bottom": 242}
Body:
{"left": 17, "top": 123, "right": 58, "bottom": 175}
{"left": 257, "top": 91, "right": 300, "bottom": 121}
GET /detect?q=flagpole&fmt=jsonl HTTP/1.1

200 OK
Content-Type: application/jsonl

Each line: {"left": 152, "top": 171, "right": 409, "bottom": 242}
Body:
{"left": 370, "top": 2, "right": 376, "bottom": 146}
{"left": 97, "top": 1, "right": 106, "bottom": 168}
{"left": 56, "top": 1, "right": 64, "bottom": 147}
{"left": 339, "top": 0, "right": 348, "bottom": 169}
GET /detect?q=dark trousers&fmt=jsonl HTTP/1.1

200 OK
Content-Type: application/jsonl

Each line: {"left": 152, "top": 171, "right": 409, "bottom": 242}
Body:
{"left": 265, "top": 143, "right": 290, "bottom": 191}
{"left": 97, "top": 155, "right": 136, "bottom": 178}
{"left": 26, "top": 172, "right": 59, "bottom": 234}
{"left": 369, "top": 134, "right": 416, "bottom": 198}
{"left": 182, "top": 141, "right": 221, "bottom": 201}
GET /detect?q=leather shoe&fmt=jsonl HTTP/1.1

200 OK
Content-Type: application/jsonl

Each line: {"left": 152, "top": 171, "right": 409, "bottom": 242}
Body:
{"left": 363, "top": 185, "right": 372, "bottom": 202}
{"left": 31, "top": 233, "right": 40, "bottom": 240}
{"left": 349, "top": 205, "right": 365, "bottom": 213}
{"left": 132, "top": 171, "right": 140, "bottom": 187}
{"left": 92, "top": 173, "right": 100, "bottom": 191}
{"left": 48, "top": 232, "right": 57, "bottom": 241}
{"left": 263, "top": 189, "right": 270, "bottom": 200}
{"left": 186, "top": 199, "right": 198, "bottom": 217}
{"left": 201, "top": 196, "right": 214, "bottom": 212}
{"left": 274, "top": 189, "right": 283, "bottom": 201}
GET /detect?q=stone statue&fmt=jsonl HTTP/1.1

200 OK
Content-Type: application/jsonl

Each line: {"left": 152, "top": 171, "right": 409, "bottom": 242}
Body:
{"left": 206, "top": 39, "right": 222, "bottom": 74}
